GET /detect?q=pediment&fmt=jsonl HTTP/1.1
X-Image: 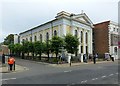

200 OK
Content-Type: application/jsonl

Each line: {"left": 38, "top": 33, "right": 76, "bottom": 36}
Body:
{"left": 72, "top": 13, "right": 93, "bottom": 25}
{"left": 78, "top": 17, "right": 88, "bottom": 23}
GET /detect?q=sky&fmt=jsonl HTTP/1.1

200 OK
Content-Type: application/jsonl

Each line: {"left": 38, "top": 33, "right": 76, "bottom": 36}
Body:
{"left": 0, "top": 0, "right": 119, "bottom": 43}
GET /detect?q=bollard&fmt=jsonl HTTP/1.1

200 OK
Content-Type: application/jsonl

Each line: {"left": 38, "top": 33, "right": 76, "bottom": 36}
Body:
{"left": 70, "top": 59, "right": 71, "bottom": 67}
{"left": 14, "top": 61, "right": 15, "bottom": 70}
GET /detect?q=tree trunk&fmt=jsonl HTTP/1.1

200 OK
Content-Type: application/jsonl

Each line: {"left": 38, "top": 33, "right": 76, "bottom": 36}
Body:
{"left": 22, "top": 52, "right": 24, "bottom": 59}
{"left": 32, "top": 52, "right": 34, "bottom": 60}
{"left": 75, "top": 51, "right": 77, "bottom": 56}
{"left": 39, "top": 52, "right": 41, "bottom": 60}
{"left": 27, "top": 52, "right": 29, "bottom": 57}
{"left": 47, "top": 50, "right": 49, "bottom": 61}
{"left": 56, "top": 53, "right": 58, "bottom": 60}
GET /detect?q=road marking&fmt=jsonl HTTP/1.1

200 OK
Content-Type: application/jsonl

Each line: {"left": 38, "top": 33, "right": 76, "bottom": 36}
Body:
{"left": 71, "top": 83, "right": 75, "bottom": 85}
{"left": 64, "top": 70, "right": 72, "bottom": 73}
{"left": 116, "top": 73, "right": 118, "bottom": 75}
{"left": 95, "top": 78, "right": 98, "bottom": 80}
{"left": 2, "top": 78, "right": 16, "bottom": 81}
{"left": 92, "top": 78, "right": 98, "bottom": 81}
{"left": 64, "top": 71, "right": 69, "bottom": 73}
{"left": 101, "top": 76, "right": 106, "bottom": 78}
{"left": 109, "top": 74, "right": 114, "bottom": 76}
{"left": 92, "top": 78, "right": 95, "bottom": 80}
{"left": 81, "top": 80, "right": 87, "bottom": 83}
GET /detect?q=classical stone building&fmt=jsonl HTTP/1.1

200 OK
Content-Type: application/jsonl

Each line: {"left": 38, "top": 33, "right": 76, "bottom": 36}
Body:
{"left": 93, "top": 21, "right": 119, "bottom": 59}
{"left": 18, "top": 11, "right": 93, "bottom": 62}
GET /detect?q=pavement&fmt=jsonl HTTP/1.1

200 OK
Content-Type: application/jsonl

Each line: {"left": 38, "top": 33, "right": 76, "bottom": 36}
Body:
{"left": 49, "top": 60, "right": 115, "bottom": 67}
{"left": 0, "top": 63, "right": 29, "bottom": 73}
{"left": 0, "top": 59, "right": 116, "bottom": 73}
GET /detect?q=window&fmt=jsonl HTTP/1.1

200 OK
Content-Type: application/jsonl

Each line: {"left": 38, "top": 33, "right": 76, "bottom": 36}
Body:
{"left": 34, "top": 36, "right": 37, "bottom": 42}
{"left": 114, "top": 28, "right": 115, "bottom": 31}
{"left": 40, "top": 34, "right": 42, "bottom": 42}
{"left": 75, "top": 30, "right": 78, "bottom": 37}
{"left": 86, "top": 32, "right": 88, "bottom": 44}
{"left": 54, "top": 30, "right": 57, "bottom": 36}
{"left": 117, "top": 29, "right": 118, "bottom": 32}
{"left": 46, "top": 32, "right": 49, "bottom": 41}
{"left": 81, "top": 31, "right": 83, "bottom": 43}
{"left": 86, "top": 46, "right": 88, "bottom": 54}
{"left": 114, "top": 47, "right": 117, "bottom": 54}
{"left": 30, "top": 37, "right": 32, "bottom": 42}
{"left": 81, "top": 46, "right": 83, "bottom": 53}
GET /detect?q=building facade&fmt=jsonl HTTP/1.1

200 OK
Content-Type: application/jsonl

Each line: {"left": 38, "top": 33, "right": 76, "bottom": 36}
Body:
{"left": 19, "top": 11, "right": 93, "bottom": 62}
{"left": 93, "top": 21, "right": 119, "bottom": 59}
{"left": 14, "top": 34, "right": 20, "bottom": 44}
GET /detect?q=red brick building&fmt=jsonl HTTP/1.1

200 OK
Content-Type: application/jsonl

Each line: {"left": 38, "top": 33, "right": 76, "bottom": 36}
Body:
{"left": 93, "top": 21, "right": 119, "bottom": 59}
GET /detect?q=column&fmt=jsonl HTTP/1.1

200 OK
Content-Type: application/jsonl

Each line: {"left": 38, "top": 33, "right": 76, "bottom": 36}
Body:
{"left": 58, "top": 25, "right": 61, "bottom": 37}
{"left": 83, "top": 30, "right": 86, "bottom": 54}
{"left": 78, "top": 28, "right": 81, "bottom": 54}
{"left": 71, "top": 26, "right": 75, "bottom": 36}
{"left": 87, "top": 31, "right": 90, "bottom": 54}
{"left": 90, "top": 30, "right": 93, "bottom": 54}
{"left": 42, "top": 30, "right": 45, "bottom": 42}
{"left": 49, "top": 28, "right": 52, "bottom": 39}
{"left": 36, "top": 32, "right": 39, "bottom": 41}
{"left": 62, "top": 24, "right": 66, "bottom": 36}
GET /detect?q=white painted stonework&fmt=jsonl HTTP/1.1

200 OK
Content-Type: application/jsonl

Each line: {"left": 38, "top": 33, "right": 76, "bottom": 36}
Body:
{"left": 109, "top": 21, "right": 119, "bottom": 59}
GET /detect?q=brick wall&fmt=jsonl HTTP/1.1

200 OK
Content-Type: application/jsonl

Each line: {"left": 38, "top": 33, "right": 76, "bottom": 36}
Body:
{"left": 93, "top": 21, "right": 110, "bottom": 55}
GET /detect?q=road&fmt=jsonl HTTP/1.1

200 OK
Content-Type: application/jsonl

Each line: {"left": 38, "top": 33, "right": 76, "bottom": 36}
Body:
{"left": 1, "top": 58, "right": 119, "bottom": 85}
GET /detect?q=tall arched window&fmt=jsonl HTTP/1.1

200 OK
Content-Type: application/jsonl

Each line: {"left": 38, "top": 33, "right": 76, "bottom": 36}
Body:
{"left": 81, "top": 31, "right": 83, "bottom": 43}
{"left": 46, "top": 32, "right": 49, "bottom": 41}
{"left": 54, "top": 30, "right": 57, "bottom": 36}
{"left": 75, "top": 30, "right": 78, "bottom": 37}
{"left": 30, "top": 37, "right": 32, "bottom": 42}
{"left": 86, "top": 32, "right": 88, "bottom": 44}
{"left": 86, "top": 46, "right": 88, "bottom": 54}
{"left": 81, "top": 46, "right": 83, "bottom": 53}
{"left": 34, "top": 35, "right": 37, "bottom": 42}
{"left": 40, "top": 34, "right": 42, "bottom": 42}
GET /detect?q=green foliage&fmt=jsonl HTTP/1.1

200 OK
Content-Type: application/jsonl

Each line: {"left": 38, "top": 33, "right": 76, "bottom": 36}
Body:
{"left": 21, "top": 41, "right": 29, "bottom": 53}
{"left": 51, "top": 36, "right": 64, "bottom": 58}
{"left": 64, "top": 34, "right": 79, "bottom": 54}
{"left": 43, "top": 40, "right": 51, "bottom": 54}
{"left": 34, "top": 41, "right": 44, "bottom": 60}
{"left": 27, "top": 42, "right": 34, "bottom": 53}
{"left": 14, "top": 43, "right": 22, "bottom": 53}
{"left": 7, "top": 34, "right": 80, "bottom": 62}
{"left": 14, "top": 43, "right": 22, "bottom": 56}
{"left": 4, "top": 34, "right": 14, "bottom": 45}
{"left": 8, "top": 43, "right": 15, "bottom": 54}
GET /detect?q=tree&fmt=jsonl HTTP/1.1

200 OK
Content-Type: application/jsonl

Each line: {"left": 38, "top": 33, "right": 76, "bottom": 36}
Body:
{"left": 27, "top": 42, "right": 35, "bottom": 59}
{"left": 21, "top": 41, "right": 29, "bottom": 59}
{"left": 4, "top": 34, "right": 14, "bottom": 45}
{"left": 14, "top": 43, "right": 22, "bottom": 57}
{"left": 43, "top": 40, "right": 51, "bottom": 61}
{"left": 8, "top": 43, "right": 15, "bottom": 54}
{"left": 51, "top": 36, "right": 64, "bottom": 59}
{"left": 64, "top": 34, "right": 79, "bottom": 55}
{"left": 34, "top": 41, "right": 44, "bottom": 60}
